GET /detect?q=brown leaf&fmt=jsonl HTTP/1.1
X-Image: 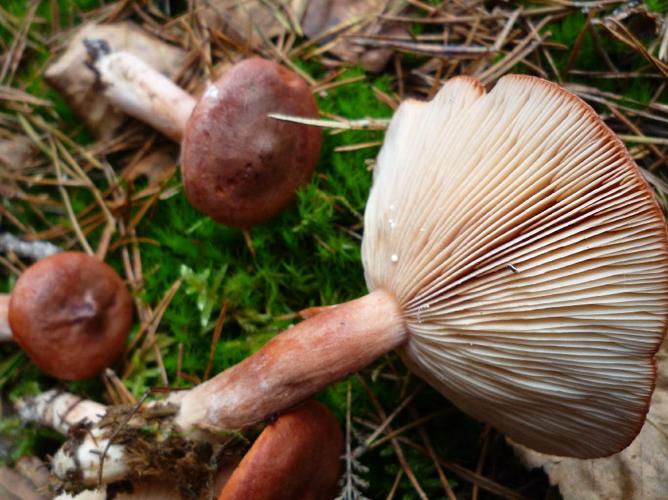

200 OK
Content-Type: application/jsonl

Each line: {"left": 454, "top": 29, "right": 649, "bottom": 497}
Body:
{"left": 124, "top": 147, "right": 178, "bottom": 189}
{"left": 45, "top": 23, "right": 187, "bottom": 139}
{"left": 512, "top": 338, "right": 668, "bottom": 499}
{"left": 0, "top": 294, "right": 11, "bottom": 341}
{"left": 607, "top": 3, "right": 660, "bottom": 39}
{"left": 0, "top": 134, "right": 36, "bottom": 171}
{"left": 0, "top": 463, "right": 47, "bottom": 500}
{"left": 14, "top": 456, "right": 49, "bottom": 491}
{"left": 302, "top": 0, "right": 405, "bottom": 72}
{"left": 199, "top": 0, "right": 405, "bottom": 72}
{"left": 196, "top": 0, "right": 305, "bottom": 48}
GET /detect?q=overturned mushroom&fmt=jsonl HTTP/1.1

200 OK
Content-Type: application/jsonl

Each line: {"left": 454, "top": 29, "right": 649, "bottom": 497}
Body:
{"left": 5, "top": 252, "right": 133, "bottom": 380}
{"left": 49, "top": 75, "right": 668, "bottom": 482}
{"left": 87, "top": 44, "right": 322, "bottom": 227}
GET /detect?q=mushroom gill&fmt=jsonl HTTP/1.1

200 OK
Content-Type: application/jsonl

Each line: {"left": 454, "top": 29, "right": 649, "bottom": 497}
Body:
{"left": 362, "top": 74, "right": 668, "bottom": 458}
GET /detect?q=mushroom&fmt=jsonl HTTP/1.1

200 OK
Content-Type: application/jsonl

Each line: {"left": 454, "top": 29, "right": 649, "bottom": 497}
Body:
{"left": 5, "top": 252, "right": 133, "bottom": 380}
{"left": 86, "top": 43, "right": 322, "bottom": 227}
{"left": 49, "top": 74, "right": 668, "bottom": 478}
{"left": 219, "top": 400, "right": 342, "bottom": 500}
{"left": 181, "top": 57, "right": 322, "bottom": 228}
{"left": 169, "top": 74, "right": 668, "bottom": 458}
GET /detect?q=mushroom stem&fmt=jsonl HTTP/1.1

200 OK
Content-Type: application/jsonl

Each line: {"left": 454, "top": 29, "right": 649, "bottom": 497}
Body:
{"left": 171, "top": 289, "right": 407, "bottom": 432}
{"left": 90, "top": 46, "right": 195, "bottom": 142}
{"left": 0, "top": 294, "right": 11, "bottom": 341}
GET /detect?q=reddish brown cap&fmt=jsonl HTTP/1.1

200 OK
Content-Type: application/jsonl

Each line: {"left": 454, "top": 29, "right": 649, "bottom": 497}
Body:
{"left": 181, "top": 57, "right": 322, "bottom": 228}
{"left": 8, "top": 252, "right": 133, "bottom": 380}
{"left": 219, "top": 400, "right": 343, "bottom": 500}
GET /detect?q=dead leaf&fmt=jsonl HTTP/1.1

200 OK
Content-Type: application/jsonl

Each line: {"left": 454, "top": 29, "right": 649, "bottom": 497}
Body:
{"left": 512, "top": 337, "right": 668, "bottom": 499}
{"left": 0, "top": 463, "right": 47, "bottom": 500}
{"left": 14, "top": 457, "right": 49, "bottom": 491}
{"left": 125, "top": 147, "right": 178, "bottom": 189}
{"left": 45, "top": 22, "right": 187, "bottom": 139}
{"left": 198, "top": 0, "right": 405, "bottom": 72}
{"left": 55, "top": 483, "right": 180, "bottom": 500}
{"left": 196, "top": 0, "right": 306, "bottom": 48}
{"left": 607, "top": 2, "right": 660, "bottom": 39}
{"left": 301, "top": 0, "right": 405, "bottom": 72}
{"left": 0, "top": 295, "right": 10, "bottom": 341}
{"left": 0, "top": 134, "right": 36, "bottom": 170}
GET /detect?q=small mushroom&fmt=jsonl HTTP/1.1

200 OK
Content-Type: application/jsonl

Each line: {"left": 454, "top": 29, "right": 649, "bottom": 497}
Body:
{"left": 87, "top": 44, "right": 321, "bottom": 227}
{"left": 164, "top": 74, "right": 668, "bottom": 459}
{"left": 7, "top": 252, "right": 133, "bottom": 380}
{"left": 219, "top": 400, "right": 342, "bottom": 500}
{"left": 181, "top": 57, "right": 322, "bottom": 228}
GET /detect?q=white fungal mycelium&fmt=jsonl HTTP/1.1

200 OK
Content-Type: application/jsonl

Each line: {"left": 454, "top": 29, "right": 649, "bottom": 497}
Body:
{"left": 16, "top": 390, "right": 129, "bottom": 483}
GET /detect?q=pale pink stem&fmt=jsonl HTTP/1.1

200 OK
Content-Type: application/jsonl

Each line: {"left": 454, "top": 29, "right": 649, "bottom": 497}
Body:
{"left": 172, "top": 289, "right": 407, "bottom": 432}
{"left": 94, "top": 50, "right": 196, "bottom": 142}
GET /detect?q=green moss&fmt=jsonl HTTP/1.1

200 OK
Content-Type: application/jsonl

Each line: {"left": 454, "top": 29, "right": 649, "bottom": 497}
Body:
{"left": 647, "top": 0, "right": 668, "bottom": 12}
{"left": 0, "top": 416, "right": 63, "bottom": 464}
{"left": 550, "top": 13, "right": 594, "bottom": 63}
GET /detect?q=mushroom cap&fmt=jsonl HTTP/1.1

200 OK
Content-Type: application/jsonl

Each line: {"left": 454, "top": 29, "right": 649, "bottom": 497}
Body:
{"left": 218, "top": 400, "right": 342, "bottom": 500}
{"left": 181, "top": 57, "right": 322, "bottom": 228}
{"left": 362, "top": 75, "right": 668, "bottom": 458}
{"left": 9, "top": 252, "right": 133, "bottom": 380}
